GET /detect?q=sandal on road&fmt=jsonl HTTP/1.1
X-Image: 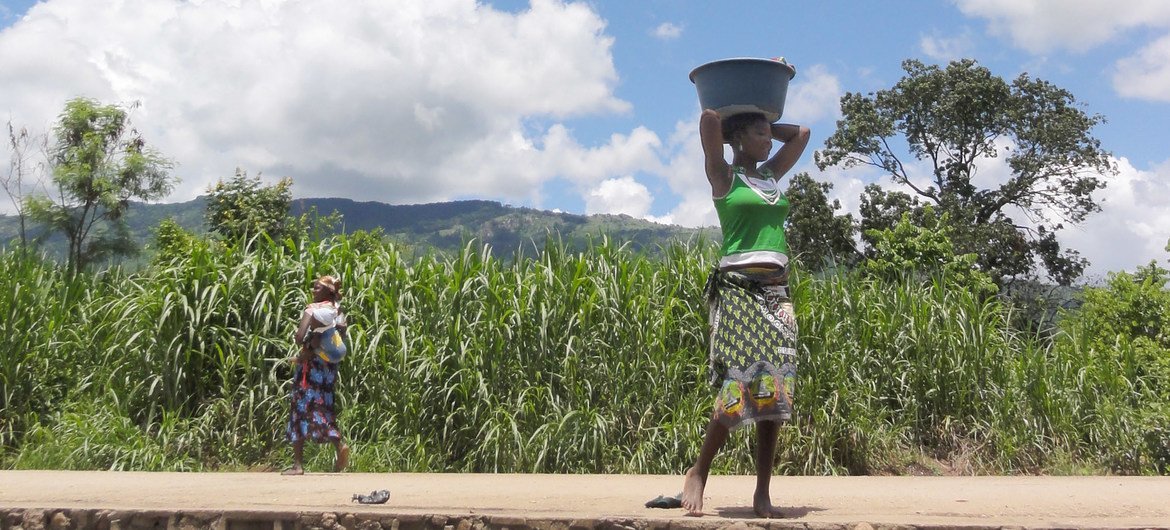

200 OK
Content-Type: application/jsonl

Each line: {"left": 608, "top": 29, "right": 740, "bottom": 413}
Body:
{"left": 353, "top": 489, "right": 390, "bottom": 504}
{"left": 645, "top": 493, "right": 683, "bottom": 509}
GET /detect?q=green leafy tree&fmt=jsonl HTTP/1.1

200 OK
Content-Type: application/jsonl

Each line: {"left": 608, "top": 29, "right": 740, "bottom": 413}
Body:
{"left": 857, "top": 184, "right": 921, "bottom": 251}
{"left": 1057, "top": 262, "right": 1170, "bottom": 472}
{"left": 342, "top": 226, "right": 392, "bottom": 255}
{"left": 205, "top": 169, "right": 341, "bottom": 247}
{"left": 205, "top": 169, "right": 296, "bottom": 243}
{"left": 151, "top": 217, "right": 208, "bottom": 265}
{"left": 816, "top": 59, "right": 1116, "bottom": 286}
{"left": 25, "top": 98, "right": 175, "bottom": 271}
{"left": 857, "top": 184, "right": 1035, "bottom": 280}
{"left": 784, "top": 172, "right": 858, "bottom": 270}
{"left": 862, "top": 206, "right": 997, "bottom": 297}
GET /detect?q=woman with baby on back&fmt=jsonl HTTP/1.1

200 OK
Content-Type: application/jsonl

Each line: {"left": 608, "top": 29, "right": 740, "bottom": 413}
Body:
{"left": 283, "top": 274, "right": 350, "bottom": 475}
{"left": 679, "top": 104, "right": 809, "bottom": 517}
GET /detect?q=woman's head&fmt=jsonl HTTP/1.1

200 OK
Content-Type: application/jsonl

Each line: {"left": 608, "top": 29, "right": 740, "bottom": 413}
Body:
{"left": 721, "top": 112, "right": 768, "bottom": 144}
{"left": 721, "top": 112, "right": 771, "bottom": 162}
{"left": 311, "top": 275, "right": 342, "bottom": 302}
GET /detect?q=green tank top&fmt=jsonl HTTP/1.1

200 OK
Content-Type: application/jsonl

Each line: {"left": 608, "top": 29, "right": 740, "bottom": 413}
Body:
{"left": 713, "top": 166, "right": 790, "bottom": 258}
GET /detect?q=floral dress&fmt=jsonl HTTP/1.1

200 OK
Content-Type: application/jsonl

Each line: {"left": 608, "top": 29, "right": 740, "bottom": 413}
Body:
{"left": 286, "top": 302, "right": 343, "bottom": 443}
{"left": 287, "top": 358, "right": 341, "bottom": 443}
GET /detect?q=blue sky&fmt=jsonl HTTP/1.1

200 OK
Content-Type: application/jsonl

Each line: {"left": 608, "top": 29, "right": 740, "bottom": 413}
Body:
{"left": 1, "top": 0, "right": 1168, "bottom": 280}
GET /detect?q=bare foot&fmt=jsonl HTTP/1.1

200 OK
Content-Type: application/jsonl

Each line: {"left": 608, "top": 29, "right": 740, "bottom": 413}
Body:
{"left": 334, "top": 444, "right": 350, "bottom": 472}
{"left": 753, "top": 492, "right": 785, "bottom": 518}
{"left": 280, "top": 466, "right": 304, "bottom": 476}
{"left": 680, "top": 466, "right": 706, "bottom": 516}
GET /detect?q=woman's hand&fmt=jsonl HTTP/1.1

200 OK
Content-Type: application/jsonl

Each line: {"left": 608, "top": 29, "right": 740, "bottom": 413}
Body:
{"left": 769, "top": 123, "right": 807, "bottom": 143}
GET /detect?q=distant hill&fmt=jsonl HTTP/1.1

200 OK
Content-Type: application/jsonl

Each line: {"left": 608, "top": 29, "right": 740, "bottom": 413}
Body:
{"left": 0, "top": 197, "right": 719, "bottom": 259}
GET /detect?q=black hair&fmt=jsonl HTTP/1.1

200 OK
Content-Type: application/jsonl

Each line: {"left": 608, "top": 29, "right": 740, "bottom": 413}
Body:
{"left": 721, "top": 112, "right": 768, "bottom": 143}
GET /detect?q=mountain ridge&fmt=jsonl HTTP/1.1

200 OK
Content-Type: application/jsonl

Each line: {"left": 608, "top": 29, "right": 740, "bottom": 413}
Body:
{"left": 0, "top": 196, "right": 718, "bottom": 257}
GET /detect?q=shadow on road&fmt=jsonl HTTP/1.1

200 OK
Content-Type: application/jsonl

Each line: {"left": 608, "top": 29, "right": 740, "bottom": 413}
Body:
{"left": 713, "top": 505, "right": 825, "bottom": 519}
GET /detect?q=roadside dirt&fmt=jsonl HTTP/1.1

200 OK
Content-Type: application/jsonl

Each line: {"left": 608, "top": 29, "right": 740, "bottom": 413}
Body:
{"left": 2, "top": 471, "right": 1169, "bottom": 529}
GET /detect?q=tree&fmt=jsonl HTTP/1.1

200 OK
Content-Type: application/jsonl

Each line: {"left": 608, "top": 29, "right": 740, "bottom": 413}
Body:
{"left": 816, "top": 59, "right": 1116, "bottom": 286}
{"left": 784, "top": 172, "right": 859, "bottom": 270}
{"left": 205, "top": 169, "right": 295, "bottom": 243}
{"left": 151, "top": 217, "right": 207, "bottom": 265}
{"left": 2, "top": 120, "right": 47, "bottom": 247}
{"left": 856, "top": 183, "right": 1034, "bottom": 280}
{"left": 862, "top": 206, "right": 997, "bottom": 297}
{"left": 857, "top": 184, "right": 920, "bottom": 252}
{"left": 25, "top": 98, "right": 175, "bottom": 271}
{"left": 205, "top": 169, "right": 341, "bottom": 247}
{"left": 1055, "top": 262, "right": 1170, "bottom": 473}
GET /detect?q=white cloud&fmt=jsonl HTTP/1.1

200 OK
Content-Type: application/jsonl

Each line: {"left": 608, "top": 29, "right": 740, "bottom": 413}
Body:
{"left": 1058, "top": 156, "right": 1170, "bottom": 277}
{"left": 584, "top": 176, "right": 666, "bottom": 223}
{"left": 537, "top": 124, "right": 664, "bottom": 188}
{"left": 954, "top": 0, "right": 1170, "bottom": 53}
{"left": 651, "top": 22, "right": 682, "bottom": 40}
{"left": 656, "top": 119, "right": 716, "bottom": 228}
{"left": 0, "top": 0, "right": 631, "bottom": 206}
{"left": 1113, "top": 34, "right": 1170, "bottom": 102}
{"left": 814, "top": 165, "right": 871, "bottom": 220}
{"left": 781, "top": 64, "right": 842, "bottom": 125}
{"left": 920, "top": 29, "right": 975, "bottom": 62}
{"left": 955, "top": 0, "right": 1170, "bottom": 102}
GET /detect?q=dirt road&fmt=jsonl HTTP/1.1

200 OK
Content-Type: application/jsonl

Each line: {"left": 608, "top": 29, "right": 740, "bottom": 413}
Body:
{"left": 2, "top": 471, "right": 1169, "bottom": 529}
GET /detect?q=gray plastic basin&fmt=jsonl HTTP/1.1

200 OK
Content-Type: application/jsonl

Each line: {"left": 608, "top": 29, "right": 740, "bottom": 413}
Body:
{"left": 689, "top": 57, "right": 796, "bottom": 123}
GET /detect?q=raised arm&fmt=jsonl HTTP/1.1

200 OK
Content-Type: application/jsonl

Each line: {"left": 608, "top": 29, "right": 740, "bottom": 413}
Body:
{"left": 760, "top": 123, "right": 810, "bottom": 178}
{"left": 700, "top": 109, "right": 732, "bottom": 196}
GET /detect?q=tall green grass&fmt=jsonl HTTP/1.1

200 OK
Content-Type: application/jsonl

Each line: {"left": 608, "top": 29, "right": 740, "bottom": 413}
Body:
{"left": 1, "top": 235, "right": 1166, "bottom": 474}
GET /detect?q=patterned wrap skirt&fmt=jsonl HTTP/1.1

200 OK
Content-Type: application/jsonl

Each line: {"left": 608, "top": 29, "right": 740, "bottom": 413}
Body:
{"left": 706, "top": 267, "right": 798, "bottom": 430}
{"left": 286, "top": 356, "right": 342, "bottom": 444}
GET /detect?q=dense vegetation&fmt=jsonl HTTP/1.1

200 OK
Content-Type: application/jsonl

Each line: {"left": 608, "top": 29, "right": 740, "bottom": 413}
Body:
{"left": 2, "top": 232, "right": 1167, "bottom": 475}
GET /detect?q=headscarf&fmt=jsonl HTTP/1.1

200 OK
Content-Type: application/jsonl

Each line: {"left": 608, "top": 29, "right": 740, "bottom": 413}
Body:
{"left": 314, "top": 275, "right": 342, "bottom": 301}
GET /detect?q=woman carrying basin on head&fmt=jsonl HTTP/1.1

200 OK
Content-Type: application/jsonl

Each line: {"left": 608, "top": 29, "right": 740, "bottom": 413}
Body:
{"left": 679, "top": 106, "right": 809, "bottom": 517}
